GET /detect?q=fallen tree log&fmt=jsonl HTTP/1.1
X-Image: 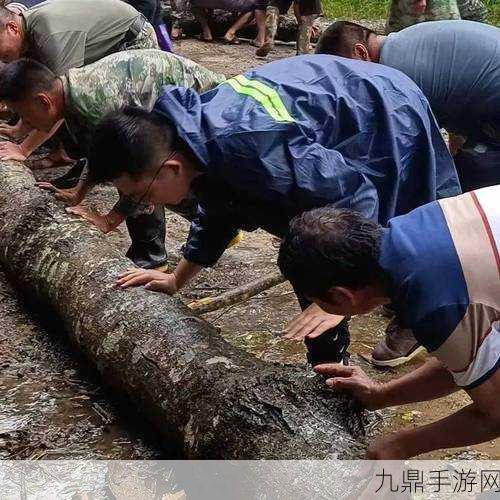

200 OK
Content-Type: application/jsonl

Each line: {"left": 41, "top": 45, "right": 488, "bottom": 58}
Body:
{"left": 188, "top": 272, "right": 286, "bottom": 314}
{"left": 0, "top": 161, "right": 365, "bottom": 459}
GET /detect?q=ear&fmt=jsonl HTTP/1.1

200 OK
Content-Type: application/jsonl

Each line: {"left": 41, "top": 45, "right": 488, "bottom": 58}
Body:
{"left": 163, "top": 158, "right": 182, "bottom": 176}
{"left": 352, "top": 43, "right": 370, "bottom": 61}
{"left": 326, "top": 286, "right": 356, "bottom": 309}
{"left": 36, "top": 92, "right": 52, "bottom": 110}
{"left": 6, "top": 20, "right": 20, "bottom": 36}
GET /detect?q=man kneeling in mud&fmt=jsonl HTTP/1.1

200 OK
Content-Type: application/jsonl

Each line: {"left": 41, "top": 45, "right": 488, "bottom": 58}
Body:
{"left": 278, "top": 186, "right": 500, "bottom": 458}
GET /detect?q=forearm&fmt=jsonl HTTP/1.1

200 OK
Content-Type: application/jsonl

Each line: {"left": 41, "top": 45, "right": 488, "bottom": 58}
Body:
{"left": 173, "top": 258, "right": 203, "bottom": 289}
{"left": 392, "top": 403, "right": 500, "bottom": 458}
{"left": 19, "top": 119, "right": 63, "bottom": 157}
{"left": 376, "top": 358, "right": 458, "bottom": 408}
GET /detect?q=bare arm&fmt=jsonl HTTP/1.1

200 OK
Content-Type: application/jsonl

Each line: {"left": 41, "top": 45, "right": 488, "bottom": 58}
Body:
{"left": 66, "top": 206, "right": 125, "bottom": 234}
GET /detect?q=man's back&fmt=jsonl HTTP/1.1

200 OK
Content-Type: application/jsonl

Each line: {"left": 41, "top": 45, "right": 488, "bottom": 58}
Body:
{"left": 23, "top": 0, "right": 141, "bottom": 73}
{"left": 155, "top": 55, "right": 461, "bottom": 266}
{"left": 380, "top": 20, "right": 500, "bottom": 140}
{"left": 380, "top": 185, "right": 500, "bottom": 388}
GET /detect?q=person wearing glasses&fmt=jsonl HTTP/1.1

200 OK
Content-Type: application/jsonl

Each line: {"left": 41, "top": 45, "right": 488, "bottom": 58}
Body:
{"left": 0, "top": 50, "right": 225, "bottom": 269}
{"left": 83, "top": 55, "right": 460, "bottom": 366}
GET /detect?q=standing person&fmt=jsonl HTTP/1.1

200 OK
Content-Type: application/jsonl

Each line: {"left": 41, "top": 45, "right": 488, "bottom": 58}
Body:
{"left": 83, "top": 55, "right": 460, "bottom": 366}
{"left": 0, "top": 0, "right": 159, "bottom": 162}
{"left": 0, "top": 50, "right": 226, "bottom": 269}
{"left": 190, "top": 0, "right": 266, "bottom": 46}
{"left": 278, "top": 185, "right": 500, "bottom": 459}
{"left": 255, "top": 0, "right": 321, "bottom": 57}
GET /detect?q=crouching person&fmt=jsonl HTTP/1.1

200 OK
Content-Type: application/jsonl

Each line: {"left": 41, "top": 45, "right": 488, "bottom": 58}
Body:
{"left": 278, "top": 185, "right": 500, "bottom": 458}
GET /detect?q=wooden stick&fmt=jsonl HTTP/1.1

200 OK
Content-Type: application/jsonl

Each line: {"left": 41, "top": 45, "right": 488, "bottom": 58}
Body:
{"left": 188, "top": 272, "right": 286, "bottom": 314}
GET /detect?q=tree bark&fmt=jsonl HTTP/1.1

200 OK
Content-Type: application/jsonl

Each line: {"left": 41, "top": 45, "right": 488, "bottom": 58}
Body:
{"left": 0, "top": 161, "right": 366, "bottom": 459}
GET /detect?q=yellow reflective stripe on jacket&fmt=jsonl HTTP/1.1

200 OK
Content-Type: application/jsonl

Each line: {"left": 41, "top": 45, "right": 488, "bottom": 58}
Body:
{"left": 225, "top": 74, "right": 295, "bottom": 123}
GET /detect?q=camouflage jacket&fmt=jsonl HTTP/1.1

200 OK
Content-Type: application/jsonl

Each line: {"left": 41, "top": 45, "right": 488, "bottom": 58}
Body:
{"left": 62, "top": 49, "right": 226, "bottom": 150}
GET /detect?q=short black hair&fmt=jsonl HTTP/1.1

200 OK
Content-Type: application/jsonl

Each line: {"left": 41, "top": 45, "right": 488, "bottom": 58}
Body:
{"left": 278, "top": 207, "right": 384, "bottom": 299}
{"left": 87, "top": 106, "right": 177, "bottom": 184}
{"left": 315, "top": 21, "right": 376, "bottom": 58}
{"left": 0, "top": 58, "right": 56, "bottom": 102}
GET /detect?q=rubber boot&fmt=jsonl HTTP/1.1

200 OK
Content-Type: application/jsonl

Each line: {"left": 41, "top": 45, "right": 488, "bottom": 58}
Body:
{"left": 125, "top": 205, "right": 168, "bottom": 269}
{"left": 51, "top": 158, "right": 87, "bottom": 189}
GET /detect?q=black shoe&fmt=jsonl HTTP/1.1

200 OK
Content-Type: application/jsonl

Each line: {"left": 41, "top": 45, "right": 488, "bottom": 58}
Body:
{"left": 51, "top": 158, "right": 86, "bottom": 189}
{"left": 305, "top": 318, "right": 350, "bottom": 366}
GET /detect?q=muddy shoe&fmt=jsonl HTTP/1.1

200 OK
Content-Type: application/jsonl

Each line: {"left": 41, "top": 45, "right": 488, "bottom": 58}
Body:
{"left": 371, "top": 319, "right": 425, "bottom": 367}
{"left": 256, "top": 41, "right": 274, "bottom": 57}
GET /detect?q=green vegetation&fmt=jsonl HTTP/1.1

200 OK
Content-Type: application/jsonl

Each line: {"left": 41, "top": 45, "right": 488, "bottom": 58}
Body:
{"left": 322, "top": 0, "right": 499, "bottom": 26}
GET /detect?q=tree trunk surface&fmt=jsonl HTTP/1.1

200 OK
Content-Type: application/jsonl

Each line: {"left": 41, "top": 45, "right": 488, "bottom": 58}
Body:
{"left": 0, "top": 161, "right": 366, "bottom": 459}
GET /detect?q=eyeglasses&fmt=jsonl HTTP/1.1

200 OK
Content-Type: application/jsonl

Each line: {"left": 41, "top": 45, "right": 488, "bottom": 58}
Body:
{"left": 128, "top": 150, "right": 177, "bottom": 211}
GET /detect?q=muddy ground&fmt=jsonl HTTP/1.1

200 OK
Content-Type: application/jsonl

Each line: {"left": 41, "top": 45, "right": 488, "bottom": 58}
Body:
{"left": 1, "top": 38, "right": 498, "bottom": 460}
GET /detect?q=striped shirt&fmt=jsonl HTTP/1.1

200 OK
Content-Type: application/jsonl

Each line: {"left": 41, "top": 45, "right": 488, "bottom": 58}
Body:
{"left": 380, "top": 185, "right": 500, "bottom": 389}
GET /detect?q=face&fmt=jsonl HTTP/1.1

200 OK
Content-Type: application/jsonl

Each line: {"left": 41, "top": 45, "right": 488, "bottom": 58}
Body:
{"left": 8, "top": 94, "right": 59, "bottom": 132}
{"left": 312, "top": 286, "right": 388, "bottom": 316}
{"left": 0, "top": 22, "right": 23, "bottom": 62}
{"left": 113, "top": 155, "right": 194, "bottom": 208}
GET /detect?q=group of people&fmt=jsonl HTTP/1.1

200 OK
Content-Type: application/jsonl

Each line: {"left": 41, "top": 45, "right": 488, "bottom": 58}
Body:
{"left": 0, "top": 0, "right": 498, "bottom": 460}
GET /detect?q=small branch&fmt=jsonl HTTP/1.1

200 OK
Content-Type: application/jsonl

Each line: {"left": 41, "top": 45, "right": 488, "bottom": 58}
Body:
{"left": 188, "top": 272, "right": 286, "bottom": 314}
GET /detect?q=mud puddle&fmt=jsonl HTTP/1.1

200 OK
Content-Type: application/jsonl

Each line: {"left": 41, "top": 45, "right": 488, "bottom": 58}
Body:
{"left": 0, "top": 270, "right": 162, "bottom": 459}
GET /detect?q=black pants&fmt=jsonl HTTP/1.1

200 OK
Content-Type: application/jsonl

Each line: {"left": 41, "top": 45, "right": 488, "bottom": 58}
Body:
{"left": 294, "top": 291, "right": 350, "bottom": 366}
{"left": 454, "top": 142, "right": 500, "bottom": 192}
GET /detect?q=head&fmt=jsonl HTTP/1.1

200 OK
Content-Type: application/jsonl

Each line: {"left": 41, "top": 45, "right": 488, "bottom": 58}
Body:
{"left": 0, "top": 58, "right": 62, "bottom": 131}
{"left": 278, "top": 207, "right": 390, "bottom": 316}
{"left": 315, "top": 21, "right": 381, "bottom": 62}
{"left": 88, "top": 106, "right": 201, "bottom": 206}
{"left": 0, "top": 7, "right": 24, "bottom": 62}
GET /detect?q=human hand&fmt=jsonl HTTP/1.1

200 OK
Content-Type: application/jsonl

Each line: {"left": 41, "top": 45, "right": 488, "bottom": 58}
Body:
{"left": 0, "top": 141, "right": 27, "bottom": 161}
{"left": 0, "top": 122, "right": 25, "bottom": 140}
{"left": 36, "top": 183, "right": 83, "bottom": 206}
{"left": 116, "top": 269, "right": 178, "bottom": 294}
{"left": 314, "top": 363, "right": 385, "bottom": 410}
{"left": 284, "top": 303, "right": 344, "bottom": 341}
{"left": 66, "top": 205, "right": 110, "bottom": 232}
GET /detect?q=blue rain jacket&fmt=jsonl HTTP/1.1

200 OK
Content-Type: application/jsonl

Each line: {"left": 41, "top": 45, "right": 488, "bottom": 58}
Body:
{"left": 153, "top": 55, "right": 461, "bottom": 267}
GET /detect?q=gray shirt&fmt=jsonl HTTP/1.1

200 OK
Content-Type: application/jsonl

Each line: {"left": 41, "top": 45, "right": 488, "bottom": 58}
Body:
{"left": 380, "top": 20, "right": 500, "bottom": 142}
{"left": 22, "top": 0, "right": 142, "bottom": 75}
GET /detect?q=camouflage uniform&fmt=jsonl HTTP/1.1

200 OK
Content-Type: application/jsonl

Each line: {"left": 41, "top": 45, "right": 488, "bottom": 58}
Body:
{"left": 62, "top": 49, "right": 225, "bottom": 147}
{"left": 61, "top": 49, "right": 225, "bottom": 269}
{"left": 457, "top": 0, "right": 488, "bottom": 22}
{"left": 118, "top": 19, "right": 160, "bottom": 50}
{"left": 386, "top": 0, "right": 460, "bottom": 33}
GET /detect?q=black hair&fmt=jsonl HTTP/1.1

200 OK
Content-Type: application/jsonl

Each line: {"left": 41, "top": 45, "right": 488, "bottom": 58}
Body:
{"left": 0, "top": 58, "right": 56, "bottom": 102}
{"left": 278, "top": 207, "right": 384, "bottom": 299}
{"left": 315, "top": 21, "right": 376, "bottom": 58}
{"left": 87, "top": 106, "right": 177, "bottom": 184}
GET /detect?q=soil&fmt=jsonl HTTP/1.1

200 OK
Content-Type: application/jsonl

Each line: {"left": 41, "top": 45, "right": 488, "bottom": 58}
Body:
{"left": 1, "top": 37, "right": 498, "bottom": 460}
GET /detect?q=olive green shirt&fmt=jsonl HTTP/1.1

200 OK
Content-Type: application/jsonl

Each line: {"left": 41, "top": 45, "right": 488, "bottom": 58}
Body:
{"left": 22, "top": 0, "right": 142, "bottom": 74}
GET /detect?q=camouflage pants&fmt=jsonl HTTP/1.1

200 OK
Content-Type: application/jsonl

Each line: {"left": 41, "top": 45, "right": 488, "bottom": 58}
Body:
{"left": 263, "top": 6, "right": 315, "bottom": 55}
{"left": 386, "top": 0, "right": 460, "bottom": 33}
{"left": 457, "top": 0, "right": 488, "bottom": 22}
{"left": 119, "top": 21, "right": 159, "bottom": 50}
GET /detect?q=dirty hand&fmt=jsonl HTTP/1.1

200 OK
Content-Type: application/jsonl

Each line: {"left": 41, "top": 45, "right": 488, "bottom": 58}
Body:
{"left": 314, "top": 363, "right": 384, "bottom": 410}
{"left": 36, "top": 182, "right": 82, "bottom": 206}
{"left": 0, "top": 122, "right": 24, "bottom": 140}
{"left": 284, "top": 303, "right": 344, "bottom": 341}
{"left": 116, "top": 269, "right": 178, "bottom": 294}
{"left": 66, "top": 205, "right": 109, "bottom": 232}
{"left": 0, "top": 141, "right": 27, "bottom": 161}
